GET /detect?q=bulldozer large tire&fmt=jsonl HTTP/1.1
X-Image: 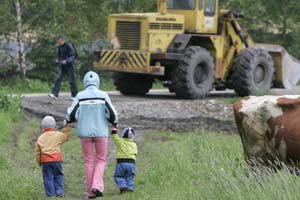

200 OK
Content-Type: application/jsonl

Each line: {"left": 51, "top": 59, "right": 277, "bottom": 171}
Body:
{"left": 171, "top": 46, "right": 215, "bottom": 99}
{"left": 232, "top": 48, "right": 274, "bottom": 97}
{"left": 113, "top": 72, "right": 154, "bottom": 95}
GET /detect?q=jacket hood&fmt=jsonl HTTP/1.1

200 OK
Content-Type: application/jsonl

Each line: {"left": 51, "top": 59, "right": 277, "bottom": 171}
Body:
{"left": 83, "top": 71, "right": 100, "bottom": 88}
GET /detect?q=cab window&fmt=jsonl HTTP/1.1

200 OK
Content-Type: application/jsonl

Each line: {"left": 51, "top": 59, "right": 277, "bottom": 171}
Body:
{"left": 199, "top": 0, "right": 203, "bottom": 10}
{"left": 167, "top": 0, "right": 195, "bottom": 10}
{"left": 204, "top": 0, "right": 216, "bottom": 16}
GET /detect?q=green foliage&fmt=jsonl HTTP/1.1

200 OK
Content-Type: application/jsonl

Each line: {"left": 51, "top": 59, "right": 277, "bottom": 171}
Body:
{"left": 0, "top": 64, "right": 16, "bottom": 78}
{"left": 0, "top": 77, "right": 51, "bottom": 93}
{"left": 0, "top": 92, "right": 21, "bottom": 121}
{"left": 224, "top": 0, "right": 300, "bottom": 57}
{"left": 0, "top": 112, "right": 14, "bottom": 147}
{"left": 0, "top": 91, "right": 22, "bottom": 172}
{"left": 250, "top": 88, "right": 273, "bottom": 96}
{"left": 0, "top": 74, "right": 118, "bottom": 94}
{"left": 0, "top": 111, "right": 12, "bottom": 168}
{"left": 0, "top": 121, "right": 45, "bottom": 200}
{"left": 0, "top": 0, "right": 16, "bottom": 35}
{"left": 218, "top": 97, "right": 241, "bottom": 105}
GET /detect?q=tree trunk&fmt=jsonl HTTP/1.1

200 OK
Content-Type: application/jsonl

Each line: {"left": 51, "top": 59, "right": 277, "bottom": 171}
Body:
{"left": 15, "top": 0, "right": 26, "bottom": 78}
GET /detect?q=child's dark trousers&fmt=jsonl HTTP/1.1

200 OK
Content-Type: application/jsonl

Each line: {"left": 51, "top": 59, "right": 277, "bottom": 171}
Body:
{"left": 114, "top": 159, "right": 136, "bottom": 191}
{"left": 42, "top": 162, "right": 64, "bottom": 197}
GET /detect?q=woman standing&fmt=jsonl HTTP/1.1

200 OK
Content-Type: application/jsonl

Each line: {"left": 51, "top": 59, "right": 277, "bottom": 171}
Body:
{"left": 66, "top": 71, "right": 118, "bottom": 199}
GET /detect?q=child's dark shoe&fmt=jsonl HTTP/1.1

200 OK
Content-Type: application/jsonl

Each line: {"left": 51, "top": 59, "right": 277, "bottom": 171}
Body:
{"left": 88, "top": 196, "right": 97, "bottom": 199}
{"left": 120, "top": 188, "right": 127, "bottom": 194}
{"left": 56, "top": 194, "right": 65, "bottom": 197}
{"left": 91, "top": 188, "right": 103, "bottom": 197}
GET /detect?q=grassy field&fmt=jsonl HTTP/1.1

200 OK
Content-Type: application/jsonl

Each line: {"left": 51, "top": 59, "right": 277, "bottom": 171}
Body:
{"left": 0, "top": 77, "right": 164, "bottom": 94}
{"left": 2, "top": 115, "right": 300, "bottom": 200}
{"left": 0, "top": 77, "right": 114, "bottom": 94}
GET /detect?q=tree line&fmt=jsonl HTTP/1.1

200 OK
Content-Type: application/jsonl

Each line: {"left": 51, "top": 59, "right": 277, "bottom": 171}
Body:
{"left": 0, "top": 0, "right": 299, "bottom": 80}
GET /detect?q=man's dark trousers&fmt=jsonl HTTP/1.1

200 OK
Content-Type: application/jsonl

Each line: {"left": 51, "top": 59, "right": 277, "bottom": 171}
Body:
{"left": 52, "top": 63, "right": 78, "bottom": 97}
{"left": 42, "top": 162, "right": 64, "bottom": 197}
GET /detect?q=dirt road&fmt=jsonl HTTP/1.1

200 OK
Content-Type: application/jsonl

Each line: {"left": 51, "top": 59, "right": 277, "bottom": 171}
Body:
{"left": 22, "top": 90, "right": 237, "bottom": 133}
{"left": 22, "top": 86, "right": 300, "bottom": 133}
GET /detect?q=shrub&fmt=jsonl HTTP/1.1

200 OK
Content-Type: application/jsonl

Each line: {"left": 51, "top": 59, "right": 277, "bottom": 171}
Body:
{"left": 0, "top": 92, "right": 22, "bottom": 122}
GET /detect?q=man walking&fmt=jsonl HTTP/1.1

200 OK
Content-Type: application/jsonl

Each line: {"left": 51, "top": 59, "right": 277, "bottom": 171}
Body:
{"left": 49, "top": 35, "right": 78, "bottom": 100}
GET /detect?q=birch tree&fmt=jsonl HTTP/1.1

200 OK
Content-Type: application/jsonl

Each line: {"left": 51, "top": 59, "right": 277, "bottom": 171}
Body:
{"left": 15, "top": 0, "right": 26, "bottom": 78}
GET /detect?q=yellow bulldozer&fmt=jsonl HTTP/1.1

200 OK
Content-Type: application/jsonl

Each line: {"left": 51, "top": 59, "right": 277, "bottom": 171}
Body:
{"left": 94, "top": 0, "right": 300, "bottom": 98}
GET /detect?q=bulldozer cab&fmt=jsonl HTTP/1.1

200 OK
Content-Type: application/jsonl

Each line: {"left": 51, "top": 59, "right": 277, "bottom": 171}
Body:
{"left": 166, "top": 0, "right": 219, "bottom": 34}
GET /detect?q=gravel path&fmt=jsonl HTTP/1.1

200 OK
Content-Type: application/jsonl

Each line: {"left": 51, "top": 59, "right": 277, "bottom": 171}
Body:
{"left": 21, "top": 90, "right": 237, "bottom": 133}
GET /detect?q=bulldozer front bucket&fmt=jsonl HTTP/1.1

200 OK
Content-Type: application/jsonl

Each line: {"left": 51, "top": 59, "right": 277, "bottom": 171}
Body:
{"left": 255, "top": 43, "right": 300, "bottom": 89}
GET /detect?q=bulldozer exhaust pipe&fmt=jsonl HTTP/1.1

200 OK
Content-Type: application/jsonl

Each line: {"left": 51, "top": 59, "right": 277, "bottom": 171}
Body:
{"left": 159, "top": 0, "right": 167, "bottom": 15}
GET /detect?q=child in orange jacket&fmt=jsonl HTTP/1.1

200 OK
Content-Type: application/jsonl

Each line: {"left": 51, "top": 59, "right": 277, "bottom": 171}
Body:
{"left": 35, "top": 116, "right": 70, "bottom": 198}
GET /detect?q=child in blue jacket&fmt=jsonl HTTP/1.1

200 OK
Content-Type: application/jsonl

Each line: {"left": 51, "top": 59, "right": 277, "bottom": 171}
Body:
{"left": 66, "top": 71, "right": 118, "bottom": 199}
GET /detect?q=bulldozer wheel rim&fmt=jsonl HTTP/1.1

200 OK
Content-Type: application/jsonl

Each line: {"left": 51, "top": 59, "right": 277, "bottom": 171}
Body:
{"left": 193, "top": 62, "right": 208, "bottom": 88}
{"left": 253, "top": 64, "right": 265, "bottom": 85}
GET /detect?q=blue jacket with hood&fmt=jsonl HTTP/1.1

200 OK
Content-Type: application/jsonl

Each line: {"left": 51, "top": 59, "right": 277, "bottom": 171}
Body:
{"left": 66, "top": 71, "right": 118, "bottom": 138}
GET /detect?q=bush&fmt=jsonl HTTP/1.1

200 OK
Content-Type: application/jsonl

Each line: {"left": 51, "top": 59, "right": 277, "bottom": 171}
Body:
{"left": 0, "top": 77, "right": 51, "bottom": 94}
{"left": 0, "top": 92, "right": 22, "bottom": 122}
{"left": 0, "top": 64, "right": 18, "bottom": 79}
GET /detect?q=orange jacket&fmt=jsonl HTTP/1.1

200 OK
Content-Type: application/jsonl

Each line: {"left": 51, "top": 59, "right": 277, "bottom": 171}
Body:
{"left": 35, "top": 126, "right": 70, "bottom": 165}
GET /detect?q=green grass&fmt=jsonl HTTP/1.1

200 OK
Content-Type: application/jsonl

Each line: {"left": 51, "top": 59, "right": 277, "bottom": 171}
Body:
{"left": 0, "top": 111, "right": 14, "bottom": 167}
{"left": 152, "top": 80, "right": 165, "bottom": 90}
{"left": 2, "top": 124, "right": 300, "bottom": 200}
{"left": 0, "top": 77, "right": 164, "bottom": 94}
{"left": 0, "top": 78, "right": 52, "bottom": 94}
{"left": 107, "top": 132, "right": 300, "bottom": 200}
{"left": 218, "top": 97, "right": 241, "bottom": 105}
{"left": 0, "top": 77, "right": 116, "bottom": 94}
{"left": 250, "top": 89, "right": 273, "bottom": 96}
{"left": 0, "top": 121, "right": 43, "bottom": 200}
{"left": 0, "top": 94, "right": 35, "bottom": 199}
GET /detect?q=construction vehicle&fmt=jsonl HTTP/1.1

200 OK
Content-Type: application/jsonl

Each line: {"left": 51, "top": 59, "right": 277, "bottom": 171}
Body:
{"left": 94, "top": 0, "right": 300, "bottom": 98}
